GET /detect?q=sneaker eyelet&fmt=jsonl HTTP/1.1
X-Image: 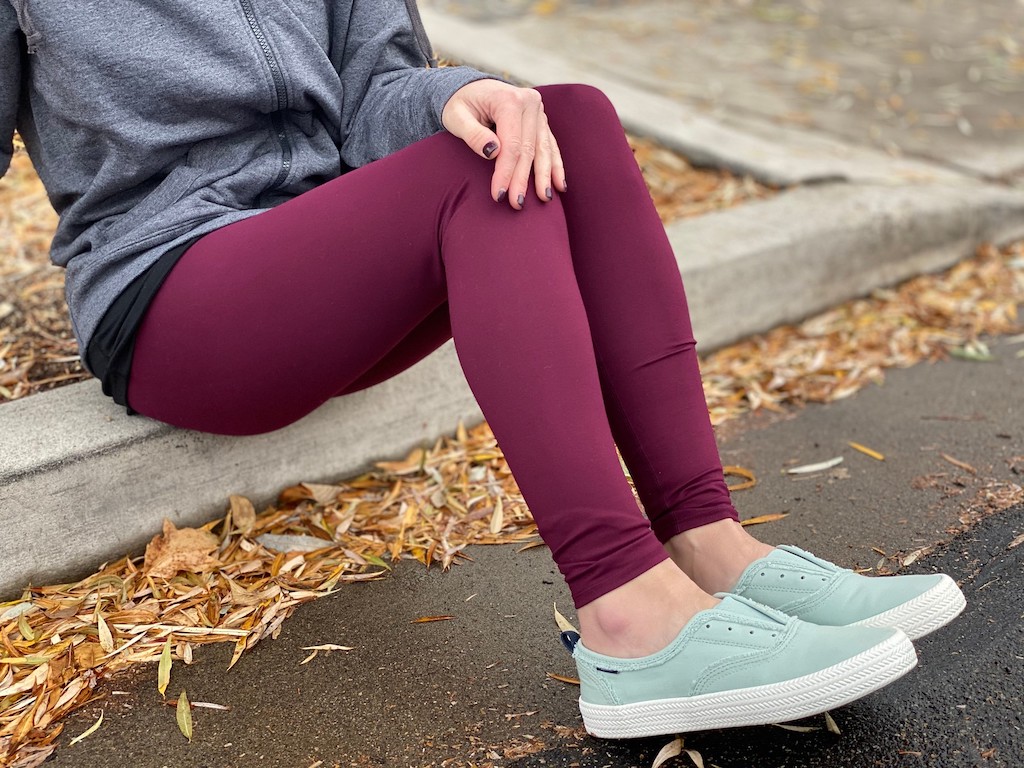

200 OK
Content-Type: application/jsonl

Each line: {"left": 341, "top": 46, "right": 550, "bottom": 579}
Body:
{"left": 780, "top": 574, "right": 785, "bottom": 578}
{"left": 706, "top": 624, "right": 711, "bottom": 629}
{"left": 749, "top": 630, "right": 755, "bottom": 635}
{"left": 727, "top": 627, "right": 733, "bottom": 631}
{"left": 771, "top": 633, "right": 777, "bottom": 637}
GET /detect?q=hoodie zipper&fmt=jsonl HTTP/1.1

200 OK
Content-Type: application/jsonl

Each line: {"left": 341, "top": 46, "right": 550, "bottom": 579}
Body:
{"left": 237, "top": 0, "right": 293, "bottom": 191}
{"left": 403, "top": 0, "right": 438, "bottom": 68}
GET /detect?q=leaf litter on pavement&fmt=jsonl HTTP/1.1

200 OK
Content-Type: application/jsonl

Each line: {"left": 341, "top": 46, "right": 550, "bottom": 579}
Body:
{"left": 2, "top": 144, "right": 1024, "bottom": 765}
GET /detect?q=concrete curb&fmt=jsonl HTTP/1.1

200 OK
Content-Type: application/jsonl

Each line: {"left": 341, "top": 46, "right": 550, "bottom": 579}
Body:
{"left": 0, "top": 347, "right": 482, "bottom": 596}
{"left": 671, "top": 182, "right": 1024, "bottom": 349}
{"left": 4, "top": 12, "right": 1024, "bottom": 598}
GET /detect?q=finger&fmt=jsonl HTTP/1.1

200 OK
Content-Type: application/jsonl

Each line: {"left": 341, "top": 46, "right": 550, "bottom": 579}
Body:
{"left": 507, "top": 92, "right": 542, "bottom": 210}
{"left": 444, "top": 102, "right": 501, "bottom": 160}
{"left": 533, "top": 111, "right": 555, "bottom": 202}
{"left": 490, "top": 99, "right": 525, "bottom": 204}
{"left": 549, "top": 128, "right": 567, "bottom": 194}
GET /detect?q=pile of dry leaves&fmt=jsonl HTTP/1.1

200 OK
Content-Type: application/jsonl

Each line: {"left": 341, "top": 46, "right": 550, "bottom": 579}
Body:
{"left": 700, "top": 240, "right": 1024, "bottom": 424}
{"left": 0, "top": 150, "right": 80, "bottom": 401}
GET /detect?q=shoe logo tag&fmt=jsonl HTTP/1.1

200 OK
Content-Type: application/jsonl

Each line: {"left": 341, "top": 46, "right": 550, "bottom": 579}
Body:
{"left": 560, "top": 630, "right": 580, "bottom": 654}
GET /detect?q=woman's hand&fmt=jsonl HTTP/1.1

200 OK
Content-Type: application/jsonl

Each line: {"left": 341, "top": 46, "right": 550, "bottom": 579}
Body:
{"left": 442, "top": 79, "right": 567, "bottom": 210}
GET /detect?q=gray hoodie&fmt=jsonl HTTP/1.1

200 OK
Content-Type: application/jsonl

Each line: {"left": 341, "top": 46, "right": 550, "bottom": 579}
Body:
{"left": 1, "top": 0, "right": 495, "bottom": 361}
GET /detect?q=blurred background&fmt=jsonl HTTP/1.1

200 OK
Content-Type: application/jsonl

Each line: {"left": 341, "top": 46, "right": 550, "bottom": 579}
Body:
{"left": 423, "top": 0, "right": 1024, "bottom": 177}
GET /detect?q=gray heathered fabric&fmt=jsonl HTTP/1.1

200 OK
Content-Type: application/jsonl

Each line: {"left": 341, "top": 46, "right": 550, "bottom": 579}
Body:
{"left": 0, "top": 0, "right": 498, "bottom": 363}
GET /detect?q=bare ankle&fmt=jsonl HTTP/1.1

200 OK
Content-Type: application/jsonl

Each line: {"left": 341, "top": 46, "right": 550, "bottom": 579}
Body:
{"left": 665, "top": 519, "right": 774, "bottom": 595}
{"left": 576, "top": 559, "right": 718, "bottom": 658}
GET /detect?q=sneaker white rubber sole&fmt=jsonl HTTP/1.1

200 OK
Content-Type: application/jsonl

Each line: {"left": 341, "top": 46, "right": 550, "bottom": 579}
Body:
{"left": 578, "top": 630, "right": 917, "bottom": 739}
{"left": 852, "top": 574, "right": 966, "bottom": 640}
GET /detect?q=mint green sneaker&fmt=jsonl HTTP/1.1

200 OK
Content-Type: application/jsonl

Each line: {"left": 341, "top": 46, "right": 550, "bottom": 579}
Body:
{"left": 569, "top": 594, "right": 916, "bottom": 739}
{"left": 729, "top": 545, "right": 966, "bottom": 640}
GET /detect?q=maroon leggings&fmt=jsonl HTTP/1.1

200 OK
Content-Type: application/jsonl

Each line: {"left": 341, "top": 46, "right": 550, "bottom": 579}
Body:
{"left": 128, "top": 84, "right": 739, "bottom": 608}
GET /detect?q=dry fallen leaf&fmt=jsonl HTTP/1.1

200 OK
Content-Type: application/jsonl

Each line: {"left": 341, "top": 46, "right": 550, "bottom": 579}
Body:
{"left": 96, "top": 614, "right": 114, "bottom": 654}
{"left": 176, "top": 690, "right": 193, "bottom": 742}
{"left": 902, "top": 547, "right": 929, "bottom": 567}
{"left": 723, "top": 465, "right": 757, "bottom": 491}
{"left": 490, "top": 495, "right": 505, "bottom": 535}
{"left": 157, "top": 639, "right": 172, "bottom": 697}
{"left": 941, "top": 453, "right": 978, "bottom": 475}
{"left": 229, "top": 495, "right": 256, "bottom": 535}
{"left": 67, "top": 711, "right": 103, "bottom": 746}
{"left": 553, "top": 603, "right": 578, "bottom": 634}
{"left": 824, "top": 711, "right": 842, "bottom": 735}
{"left": 143, "top": 519, "right": 222, "bottom": 579}
{"left": 651, "top": 737, "right": 705, "bottom": 768}
{"left": 786, "top": 457, "right": 844, "bottom": 475}
{"left": 741, "top": 513, "right": 789, "bottom": 526}
{"left": 545, "top": 672, "right": 580, "bottom": 685}
{"left": 848, "top": 442, "right": 885, "bottom": 461}
{"left": 410, "top": 615, "right": 455, "bottom": 624}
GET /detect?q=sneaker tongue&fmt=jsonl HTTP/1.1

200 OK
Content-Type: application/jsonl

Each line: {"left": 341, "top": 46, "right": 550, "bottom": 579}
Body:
{"left": 714, "top": 593, "right": 792, "bottom": 625}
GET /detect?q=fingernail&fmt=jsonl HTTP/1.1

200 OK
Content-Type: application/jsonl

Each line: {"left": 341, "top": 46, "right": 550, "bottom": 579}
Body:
{"left": 483, "top": 141, "right": 499, "bottom": 159}
{"left": 562, "top": 179, "right": 568, "bottom": 192}
{"left": 545, "top": 187, "right": 553, "bottom": 200}
{"left": 517, "top": 193, "right": 525, "bottom": 207}
{"left": 497, "top": 189, "right": 507, "bottom": 203}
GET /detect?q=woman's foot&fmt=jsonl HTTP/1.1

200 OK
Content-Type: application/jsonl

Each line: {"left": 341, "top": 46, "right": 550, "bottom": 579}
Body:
{"left": 726, "top": 545, "right": 967, "bottom": 640}
{"left": 576, "top": 559, "right": 719, "bottom": 658}
{"left": 664, "top": 518, "right": 774, "bottom": 595}
{"left": 571, "top": 594, "right": 917, "bottom": 738}
{"left": 663, "top": 519, "right": 966, "bottom": 640}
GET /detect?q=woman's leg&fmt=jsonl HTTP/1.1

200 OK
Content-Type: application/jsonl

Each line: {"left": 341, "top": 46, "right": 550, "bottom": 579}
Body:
{"left": 128, "top": 123, "right": 700, "bottom": 647}
{"left": 533, "top": 84, "right": 772, "bottom": 593}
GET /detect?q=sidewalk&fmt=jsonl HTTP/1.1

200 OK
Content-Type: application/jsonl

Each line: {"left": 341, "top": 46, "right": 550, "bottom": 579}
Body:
{"left": 49, "top": 339, "right": 1024, "bottom": 767}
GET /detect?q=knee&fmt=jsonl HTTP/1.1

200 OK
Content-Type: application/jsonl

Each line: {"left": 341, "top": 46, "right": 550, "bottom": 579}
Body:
{"left": 534, "top": 83, "right": 619, "bottom": 124}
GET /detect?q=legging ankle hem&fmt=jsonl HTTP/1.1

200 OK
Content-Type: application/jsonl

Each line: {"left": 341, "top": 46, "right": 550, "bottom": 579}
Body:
{"left": 650, "top": 506, "right": 741, "bottom": 544}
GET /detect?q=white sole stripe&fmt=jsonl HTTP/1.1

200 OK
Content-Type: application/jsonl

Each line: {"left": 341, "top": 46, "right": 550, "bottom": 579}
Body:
{"left": 852, "top": 574, "right": 967, "bottom": 640}
{"left": 579, "top": 631, "right": 917, "bottom": 739}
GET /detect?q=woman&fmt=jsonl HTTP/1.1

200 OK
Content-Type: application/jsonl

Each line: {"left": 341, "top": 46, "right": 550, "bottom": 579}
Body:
{"left": 1, "top": 0, "right": 965, "bottom": 739}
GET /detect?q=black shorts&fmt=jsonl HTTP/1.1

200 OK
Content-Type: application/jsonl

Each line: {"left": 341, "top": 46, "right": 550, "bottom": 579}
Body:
{"left": 84, "top": 235, "right": 203, "bottom": 413}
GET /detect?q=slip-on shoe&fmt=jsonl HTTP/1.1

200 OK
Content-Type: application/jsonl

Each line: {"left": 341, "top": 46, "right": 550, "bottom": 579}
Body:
{"left": 730, "top": 545, "right": 966, "bottom": 640}
{"left": 569, "top": 593, "right": 916, "bottom": 739}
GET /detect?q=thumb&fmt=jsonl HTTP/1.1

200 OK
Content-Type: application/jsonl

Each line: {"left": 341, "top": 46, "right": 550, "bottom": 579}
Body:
{"left": 444, "top": 103, "right": 501, "bottom": 160}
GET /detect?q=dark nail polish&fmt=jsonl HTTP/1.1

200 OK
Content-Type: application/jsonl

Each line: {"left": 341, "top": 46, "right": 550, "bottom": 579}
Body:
{"left": 517, "top": 193, "right": 525, "bottom": 206}
{"left": 483, "top": 141, "right": 499, "bottom": 159}
{"left": 497, "top": 189, "right": 507, "bottom": 203}
{"left": 545, "top": 187, "right": 553, "bottom": 200}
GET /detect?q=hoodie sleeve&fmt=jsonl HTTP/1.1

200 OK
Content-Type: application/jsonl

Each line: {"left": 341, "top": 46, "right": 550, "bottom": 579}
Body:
{"left": 1, "top": 3, "right": 22, "bottom": 179}
{"left": 337, "top": 0, "right": 504, "bottom": 168}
